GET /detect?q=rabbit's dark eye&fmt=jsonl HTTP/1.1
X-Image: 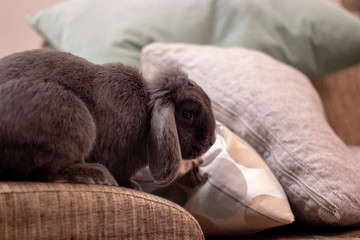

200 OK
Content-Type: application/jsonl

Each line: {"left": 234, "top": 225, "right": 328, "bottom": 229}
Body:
{"left": 181, "top": 111, "right": 193, "bottom": 120}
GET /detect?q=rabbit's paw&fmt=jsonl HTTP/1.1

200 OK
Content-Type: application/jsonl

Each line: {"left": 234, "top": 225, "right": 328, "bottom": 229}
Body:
{"left": 55, "top": 163, "right": 118, "bottom": 186}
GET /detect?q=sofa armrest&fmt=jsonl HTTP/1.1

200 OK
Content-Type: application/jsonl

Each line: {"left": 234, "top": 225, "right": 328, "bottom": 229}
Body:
{"left": 0, "top": 182, "right": 204, "bottom": 240}
{"left": 313, "top": 63, "right": 360, "bottom": 145}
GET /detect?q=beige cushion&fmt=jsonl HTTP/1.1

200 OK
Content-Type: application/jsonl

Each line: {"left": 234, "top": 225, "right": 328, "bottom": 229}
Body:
{"left": 140, "top": 43, "right": 360, "bottom": 226}
{"left": 133, "top": 121, "right": 294, "bottom": 236}
{"left": 0, "top": 182, "right": 204, "bottom": 239}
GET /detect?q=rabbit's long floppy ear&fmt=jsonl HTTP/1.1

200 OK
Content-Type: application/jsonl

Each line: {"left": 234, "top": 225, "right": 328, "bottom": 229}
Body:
{"left": 148, "top": 100, "right": 181, "bottom": 186}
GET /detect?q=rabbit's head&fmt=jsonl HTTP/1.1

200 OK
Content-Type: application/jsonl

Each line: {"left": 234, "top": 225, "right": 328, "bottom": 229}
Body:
{"left": 147, "top": 67, "right": 216, "bottom": 186}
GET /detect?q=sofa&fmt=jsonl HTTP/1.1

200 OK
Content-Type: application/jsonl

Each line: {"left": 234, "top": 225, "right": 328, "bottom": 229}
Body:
{"left": 1, "top": 0, "right": 360, "bottom": 239}
{"left": 1, "top": 63, "right": 360, "bottom": 239}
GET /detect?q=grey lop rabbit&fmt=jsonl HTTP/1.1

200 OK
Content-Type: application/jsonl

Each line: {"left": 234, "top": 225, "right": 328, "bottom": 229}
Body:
{"left": 0, "top": 49, "right": 216, "bottom": 187}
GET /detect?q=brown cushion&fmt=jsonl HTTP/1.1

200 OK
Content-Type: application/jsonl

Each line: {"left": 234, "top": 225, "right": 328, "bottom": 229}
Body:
{"left": 0, "top": 182, "right": 204, "bottom": 239}
{"left": 313, "top": 63, "right": 360, "bottom": 145}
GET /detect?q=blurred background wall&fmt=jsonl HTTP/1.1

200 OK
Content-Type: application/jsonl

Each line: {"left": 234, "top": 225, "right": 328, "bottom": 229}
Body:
{"left": 0, "top": 0, "right": 63, "bottom": 58}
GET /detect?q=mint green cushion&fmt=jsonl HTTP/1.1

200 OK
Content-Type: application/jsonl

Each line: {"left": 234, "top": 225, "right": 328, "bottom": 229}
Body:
{"left": 29, "top": 0, "right": 360, "bottom": 78}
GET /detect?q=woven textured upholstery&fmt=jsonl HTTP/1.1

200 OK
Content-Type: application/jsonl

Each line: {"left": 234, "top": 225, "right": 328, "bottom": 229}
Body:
{"left": 314, "top": 63, "right": 360, "bottom": 145}
{"left": 0, "top": 182, "right": 204, "bottom": 240}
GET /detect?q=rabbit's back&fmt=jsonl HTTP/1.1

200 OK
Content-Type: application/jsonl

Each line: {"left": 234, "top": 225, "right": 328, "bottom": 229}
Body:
{"left": 0, "top": 49, "right": 95, "bottom": 80}
{"left": 0, "top": 50, "right": 100, "bottom": 180}
{"left": 0, "top": 49, "right": 150, "bottom": 186}
{"left": 0, "top": 49, "right": 97, "bottom": 105}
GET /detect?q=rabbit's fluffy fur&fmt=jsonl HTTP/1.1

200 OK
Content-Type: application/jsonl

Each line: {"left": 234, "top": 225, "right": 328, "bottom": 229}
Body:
{"left": 0, "top": 49, "right": 216, "bottom": 187}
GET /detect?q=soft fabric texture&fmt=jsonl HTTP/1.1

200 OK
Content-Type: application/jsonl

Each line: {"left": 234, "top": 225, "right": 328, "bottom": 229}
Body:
{"left": 29, "top": 0, "right": 360, "bottom": 78}
{"left": 133, "top": 121, "right": 294, "bottom": 236}
{"left": 0, "top": 182, "right": 204, "bottom": 240}
{"left": 314, "top": 63, "right": 360, "bottom": 145}
{"left": 141, "top": 43, "right": 360, "bottom": 226}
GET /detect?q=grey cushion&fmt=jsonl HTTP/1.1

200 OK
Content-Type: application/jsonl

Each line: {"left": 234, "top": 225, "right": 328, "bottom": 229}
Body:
{"left": 141, "top": 43, "right": 360, "bottom": 226}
